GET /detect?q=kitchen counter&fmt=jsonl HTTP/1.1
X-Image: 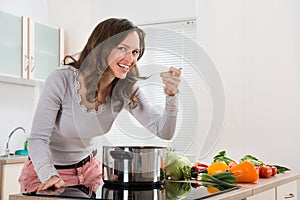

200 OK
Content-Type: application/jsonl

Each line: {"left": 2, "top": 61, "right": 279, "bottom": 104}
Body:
{"left": 9, "top": 172, "right": 300, "bottom": 200}
{"left": 206, "top": 172, "right": 300, "bottom": 200}
{"left": 0, "top": 155, "right": 27, "bottom": 164}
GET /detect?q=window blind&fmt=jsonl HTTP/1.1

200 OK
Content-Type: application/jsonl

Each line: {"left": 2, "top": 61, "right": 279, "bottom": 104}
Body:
{"left": 102, "top": 19, "right": 211, "bottom": 160}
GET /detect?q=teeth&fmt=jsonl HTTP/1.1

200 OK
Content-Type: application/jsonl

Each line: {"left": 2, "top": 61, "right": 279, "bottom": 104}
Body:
{"left": 119, "top": 63, "right": 129, "bottom": 69}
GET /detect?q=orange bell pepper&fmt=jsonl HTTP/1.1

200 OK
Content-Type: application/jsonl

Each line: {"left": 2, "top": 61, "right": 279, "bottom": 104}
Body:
{"left": 207, "top": 162, "right": 228, "bottom": 175}
{"left": 228, "top": 160, "right": 259, "bottom": 183}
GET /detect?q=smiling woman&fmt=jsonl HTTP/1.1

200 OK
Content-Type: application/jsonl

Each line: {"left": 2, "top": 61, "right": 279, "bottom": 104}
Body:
{"left": 18, "top": 17, "right": 182, "bottom": 194}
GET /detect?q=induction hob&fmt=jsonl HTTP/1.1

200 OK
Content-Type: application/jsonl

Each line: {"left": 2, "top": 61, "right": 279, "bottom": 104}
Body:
{"left": 23, "top": 182, "right": 240, "bottom": 199}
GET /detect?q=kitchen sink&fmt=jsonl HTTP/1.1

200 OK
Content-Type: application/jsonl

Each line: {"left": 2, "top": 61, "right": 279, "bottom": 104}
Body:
{"left": 0, "top": 150, "right": 28, "bottom": 159}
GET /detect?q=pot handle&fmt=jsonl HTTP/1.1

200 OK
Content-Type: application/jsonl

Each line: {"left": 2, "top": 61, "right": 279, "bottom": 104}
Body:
{"left": 110, "top": 150, "right": 133, "bottom": 160}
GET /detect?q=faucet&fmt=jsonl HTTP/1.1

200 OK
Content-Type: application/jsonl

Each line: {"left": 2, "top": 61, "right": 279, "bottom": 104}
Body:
{"left": 5, "top": 127, "right": 26, "bottom": 156}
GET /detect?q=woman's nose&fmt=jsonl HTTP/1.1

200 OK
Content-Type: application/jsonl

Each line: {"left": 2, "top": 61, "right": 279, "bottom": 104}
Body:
{"left": 124, "top": 51, "right": 135, "bottom": 62}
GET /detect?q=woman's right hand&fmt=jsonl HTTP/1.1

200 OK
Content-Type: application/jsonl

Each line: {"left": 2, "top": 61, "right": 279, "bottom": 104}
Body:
{"left": 160, "top": 66, "right": 182, "bottom": 96}
{"left": 37, "top": 175, "right": 65, "bottom": 191}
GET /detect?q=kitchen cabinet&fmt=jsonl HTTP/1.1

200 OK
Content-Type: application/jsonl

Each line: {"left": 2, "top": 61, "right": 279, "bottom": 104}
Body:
{"left": 247, "top": 185, "right": 298, "bottom": 200}
{"left": 247, "top": 188, "right": 276, "bottom": 200}
{"left": 2, "top": 163, "right": 24, "bottom": 200}
{"left": 0, "top": 9, "right": 64, "bottom": 82}
{"left": 0, "top": 156, "right": 27, "bottom": 200}
{"left": 276, "top": 181, "right": 297, "bottom": 200}
{"left": 246, "top": 176, "right": 298, "bottom": 200}
{"left": 249, "top": 181, "right": 298, "bottom": 200}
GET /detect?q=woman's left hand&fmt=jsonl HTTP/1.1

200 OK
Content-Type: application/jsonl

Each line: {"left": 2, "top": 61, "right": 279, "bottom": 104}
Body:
{"left": 36, "top": 175, "right": 65, "bottom": 192}
{"left": 160, "top": 66, "right": 182, "bottom": 96}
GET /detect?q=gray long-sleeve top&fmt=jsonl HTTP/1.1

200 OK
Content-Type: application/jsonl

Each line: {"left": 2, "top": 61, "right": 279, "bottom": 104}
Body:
{"left": 28, "top": 66, "right": 178, "bottom": 183}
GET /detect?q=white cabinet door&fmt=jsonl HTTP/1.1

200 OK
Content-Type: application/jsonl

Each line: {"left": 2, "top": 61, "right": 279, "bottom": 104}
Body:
{"left": 1, "top": 163, "right": 24, "bottom": 200}
{"left": 30, "top": 20, "right": 64, "bottom": 81}
{"left": 247, "top": 188, "right": 276, "bottom": 200}
{"left": 0, "top": 10, "right": 23, "bottom": 77}
{"left": 276, "top": 181, "right": 297, "bottom": 200}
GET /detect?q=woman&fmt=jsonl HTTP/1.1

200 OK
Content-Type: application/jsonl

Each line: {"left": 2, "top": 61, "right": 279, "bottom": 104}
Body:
{"left": 19, "top": 18, "right": 181, "bottom": 193}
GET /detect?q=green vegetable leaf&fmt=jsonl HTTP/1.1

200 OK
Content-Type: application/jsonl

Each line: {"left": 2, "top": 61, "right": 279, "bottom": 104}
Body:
{"left": 213, "top": 151, "right": 234, "bottom": 165}
{"left": 273, "top": 165, "right": 291, "bottom": 174}
{"left": 240, "top": 154, "right": 265, "bottom": 166}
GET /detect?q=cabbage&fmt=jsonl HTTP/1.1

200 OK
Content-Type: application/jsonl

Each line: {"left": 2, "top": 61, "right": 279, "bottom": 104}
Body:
{"left": 165, "top": 149, "right": 192, "bottom": 180}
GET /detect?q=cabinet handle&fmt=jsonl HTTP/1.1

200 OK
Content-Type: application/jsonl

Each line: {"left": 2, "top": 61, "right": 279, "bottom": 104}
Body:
{"left": 284, "top": 193, "right": 295, "bottom": 199}
{"left": 30, "top": 56, "right": 35, "bottom": 72}
{"left": 24, "top": 54, "right": 29, "bottom": 71}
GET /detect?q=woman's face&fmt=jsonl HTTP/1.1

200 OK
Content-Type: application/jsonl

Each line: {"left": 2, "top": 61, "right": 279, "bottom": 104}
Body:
{"left": 107, "top": 31, "right": 141, "bottom": 79}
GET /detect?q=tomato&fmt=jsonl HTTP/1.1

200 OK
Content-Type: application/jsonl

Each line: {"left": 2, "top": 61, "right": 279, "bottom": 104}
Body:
{"left": 207, "top": 162, "right": 228, "bottom": 175}
{"left": 270, "top": 165, "right": 277, "bottom": 176}
{"left": 259, "top": 165, "right": 273, "bottom": 178}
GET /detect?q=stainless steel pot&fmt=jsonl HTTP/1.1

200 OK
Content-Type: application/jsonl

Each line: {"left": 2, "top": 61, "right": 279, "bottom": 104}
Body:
{"left": 102, "top": 146, "right": 166, "bottom": 187}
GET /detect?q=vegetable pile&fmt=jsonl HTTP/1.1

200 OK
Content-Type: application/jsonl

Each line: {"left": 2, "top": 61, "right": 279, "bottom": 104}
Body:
{"left": 165, "top": 150, "right": 237, "bottom": 190}
{"left": 165, "top": 149, "right": 291, "bottom": 192}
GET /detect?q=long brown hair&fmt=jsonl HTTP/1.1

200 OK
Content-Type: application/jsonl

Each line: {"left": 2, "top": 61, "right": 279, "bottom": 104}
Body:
{"left": 63, "top": 18, "right": 145, "bottom": 111}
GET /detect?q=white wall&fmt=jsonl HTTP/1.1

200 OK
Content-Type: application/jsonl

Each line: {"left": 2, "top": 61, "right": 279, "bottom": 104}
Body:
{"left": 47, "top": 0, "right": 101, "bottom": 56}
{"left": 197, "top": 0, "right": 300, "bottom": 166}
{"left": 97, "top": 0, "right": 197, "bottom": 24}
{"left": 0, "top": 82, "right": 39, "bottom": 154}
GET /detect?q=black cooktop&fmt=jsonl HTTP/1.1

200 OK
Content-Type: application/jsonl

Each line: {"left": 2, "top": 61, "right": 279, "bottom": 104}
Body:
{"left": 24, "top": 182, "right": 240, "bottom": 199}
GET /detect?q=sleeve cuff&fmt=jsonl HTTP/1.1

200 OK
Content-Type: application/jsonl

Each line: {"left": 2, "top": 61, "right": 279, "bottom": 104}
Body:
{"left": 36, "top": 161, "right": 60, "bottom": 183}
{"left": 165, "top": 91, "right": 179, "bottom": 115}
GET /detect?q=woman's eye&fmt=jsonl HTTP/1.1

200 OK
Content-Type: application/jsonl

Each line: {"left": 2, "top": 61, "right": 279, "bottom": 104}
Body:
{"left": 118, "top": 47, "right": 127, "bottom": 51}
{"left": 132, "top": 50, "right": 140, "bottom": 56}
